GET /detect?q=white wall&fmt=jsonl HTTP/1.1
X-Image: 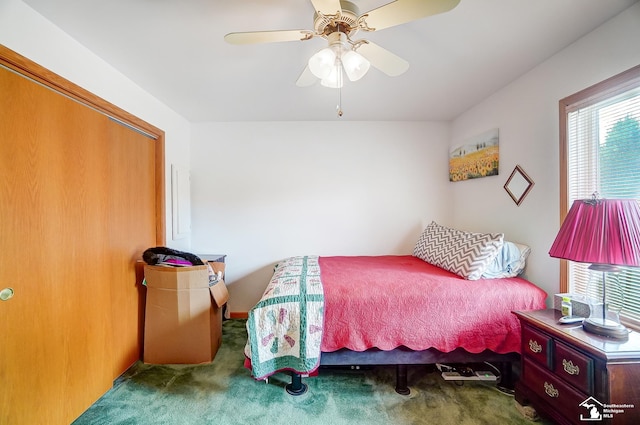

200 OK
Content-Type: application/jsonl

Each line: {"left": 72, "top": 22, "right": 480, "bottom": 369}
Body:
{"left": 449, "top": 2, "right": 640, "bottom": 304}
{"left": 0, "top": 0, "right": 191, "bottom": 249}
{"left": 190, "top": 121, "right": 451, "bottom": 313}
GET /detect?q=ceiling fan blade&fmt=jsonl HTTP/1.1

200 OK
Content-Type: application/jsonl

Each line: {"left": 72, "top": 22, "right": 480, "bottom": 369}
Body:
{"left": 224, "top": 30, "right": 313, "bottom": 45}
{"left": 357, "top": 42, "right": 409, "bottom": 77}
{"left": 310, "top": 0, "right": 342, "bottom": 15}
{"left": 296, "top": 65, "right": 317, "bottom": 87}
{"left": 362, "top": 0, "right": 460, "bottom": 32}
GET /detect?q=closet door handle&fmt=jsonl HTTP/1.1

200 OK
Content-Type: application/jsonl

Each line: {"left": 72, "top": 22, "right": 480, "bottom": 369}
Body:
{"left": 0, "top": 287, "right": 14, "bottom": 301}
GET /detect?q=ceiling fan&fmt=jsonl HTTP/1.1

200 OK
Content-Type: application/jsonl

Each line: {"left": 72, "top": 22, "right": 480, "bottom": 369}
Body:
{"left": 224, "top": 0, "right": 460, "bottom": 88}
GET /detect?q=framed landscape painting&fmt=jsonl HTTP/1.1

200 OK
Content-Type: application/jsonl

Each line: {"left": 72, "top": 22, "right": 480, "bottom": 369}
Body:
{"left": 449, "top": 128, "right": 499, "bottom": 182}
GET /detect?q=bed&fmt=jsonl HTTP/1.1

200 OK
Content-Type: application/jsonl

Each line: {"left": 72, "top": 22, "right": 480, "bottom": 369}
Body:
{"left": 244, "top": 222, "right": 548, "bottom": 395}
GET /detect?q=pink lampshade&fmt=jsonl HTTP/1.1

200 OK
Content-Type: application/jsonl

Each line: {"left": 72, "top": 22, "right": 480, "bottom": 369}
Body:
{"left": 549, "top": 199, "right": 640, "bottom": 267}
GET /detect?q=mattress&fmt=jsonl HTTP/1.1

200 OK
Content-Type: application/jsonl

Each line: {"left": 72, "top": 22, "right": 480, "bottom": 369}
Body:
{"left": 319, "top": 255, "right": 547, "bottom": 354}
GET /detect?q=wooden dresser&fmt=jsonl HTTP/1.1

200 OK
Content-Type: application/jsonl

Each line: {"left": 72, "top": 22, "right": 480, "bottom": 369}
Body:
{"left": 514, "top": 309, "right": 640, "bottom": 425}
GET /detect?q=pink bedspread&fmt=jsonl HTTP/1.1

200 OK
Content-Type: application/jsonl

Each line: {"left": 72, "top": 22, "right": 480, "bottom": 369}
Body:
{"left": 319, "top": 255, "right": 547, "bottom": 354}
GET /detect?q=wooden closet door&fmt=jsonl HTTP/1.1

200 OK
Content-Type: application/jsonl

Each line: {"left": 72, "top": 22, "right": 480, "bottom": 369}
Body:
{"left": 0, "top": 63, "right": 158, "bottom": 423}
{"left": 0, "top": 65, "right": 114, "bottom": 424}
{"left": 107, "top": 121, "right": 157, "bottom": 377}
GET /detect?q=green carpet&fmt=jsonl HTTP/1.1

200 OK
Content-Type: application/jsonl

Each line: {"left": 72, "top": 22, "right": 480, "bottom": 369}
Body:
{"left": 73, "top": 320, "right": 548, "bottom": 425}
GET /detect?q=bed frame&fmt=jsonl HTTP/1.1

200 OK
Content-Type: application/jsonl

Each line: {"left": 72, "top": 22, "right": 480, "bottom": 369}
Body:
{"left": 285, "top": 346, "right": 519, "bottom": 395}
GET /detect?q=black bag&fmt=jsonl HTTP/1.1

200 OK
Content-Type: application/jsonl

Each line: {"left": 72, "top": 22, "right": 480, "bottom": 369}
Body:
{"left": 142, "top": 246, "right": 205, "bottom": 266}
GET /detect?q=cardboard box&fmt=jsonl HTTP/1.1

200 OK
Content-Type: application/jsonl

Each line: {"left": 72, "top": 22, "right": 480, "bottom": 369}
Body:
{"left": 207, "top": 262, "right": 227, "bottom": 309}
{"left": 143, "top": 263, "right": 229, "bottom": 364}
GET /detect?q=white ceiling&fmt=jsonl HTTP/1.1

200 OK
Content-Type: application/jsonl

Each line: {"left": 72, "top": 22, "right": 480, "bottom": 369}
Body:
{"left": 23, "top": 0, "right": 638, "bottom": 122}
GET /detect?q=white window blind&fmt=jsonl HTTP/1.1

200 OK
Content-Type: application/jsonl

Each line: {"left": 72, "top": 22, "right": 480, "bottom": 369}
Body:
{"left": 566, "top": 82, "right": 640, "bottom": 325}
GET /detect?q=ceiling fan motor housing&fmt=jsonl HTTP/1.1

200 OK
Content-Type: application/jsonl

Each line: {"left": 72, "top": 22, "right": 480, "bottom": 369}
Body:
{"left": 313, "top": 0, "right": 360, "bottom": 37}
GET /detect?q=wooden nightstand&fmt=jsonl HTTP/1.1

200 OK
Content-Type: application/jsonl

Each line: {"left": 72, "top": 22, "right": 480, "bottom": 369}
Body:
{"left": 514, "top": 309, "right": 640, "bottom": 425}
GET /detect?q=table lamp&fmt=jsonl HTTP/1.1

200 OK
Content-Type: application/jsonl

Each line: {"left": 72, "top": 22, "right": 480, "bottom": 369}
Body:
{"left": 549, "top": 196, "right": 640, "bottom": 339}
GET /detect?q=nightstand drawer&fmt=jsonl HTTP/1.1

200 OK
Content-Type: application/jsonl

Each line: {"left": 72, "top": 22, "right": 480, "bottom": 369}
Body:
{"left": 523, "top": 358, "right": 587, "bottom": 421}
{"left": 522, "top": 325, "right": 552, "bottom": 368}
{"left": 554, "top": 341, "right": 594, "bottom": 394}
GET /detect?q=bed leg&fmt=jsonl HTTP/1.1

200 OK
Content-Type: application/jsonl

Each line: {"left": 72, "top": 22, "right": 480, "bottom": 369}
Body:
{"left": 395, "top": 365, "right": 410, "bottom": 395}
{"left": 286, "top": 372, "right": 308, "bottom": 396}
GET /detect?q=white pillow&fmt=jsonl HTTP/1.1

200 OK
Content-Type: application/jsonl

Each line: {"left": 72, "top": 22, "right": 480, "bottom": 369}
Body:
{"left": 413, "top": 221, "right": 504, "bottom": 280}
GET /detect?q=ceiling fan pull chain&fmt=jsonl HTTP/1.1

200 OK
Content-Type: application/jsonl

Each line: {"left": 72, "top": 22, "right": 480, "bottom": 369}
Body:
{"left": 337, "top": 83, "right": 343, "bottom": 117}
{"left": 337, "top": 51, "right": 343, "bottom": 117}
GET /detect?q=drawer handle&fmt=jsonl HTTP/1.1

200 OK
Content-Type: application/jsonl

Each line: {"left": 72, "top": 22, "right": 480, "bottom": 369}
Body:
{"left": 544, "top": 381, "right": 559, "bottom": 398}
{"left": 562, "top": 359, "right": 580, "bottom": 376}
{"left": 528, "top": 339, "right": 543, "bottom": 353}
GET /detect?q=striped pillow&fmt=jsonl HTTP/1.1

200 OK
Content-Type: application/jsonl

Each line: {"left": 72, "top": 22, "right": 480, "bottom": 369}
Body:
{"left": 413, "top": 221, "right": 504, "bottom": 280}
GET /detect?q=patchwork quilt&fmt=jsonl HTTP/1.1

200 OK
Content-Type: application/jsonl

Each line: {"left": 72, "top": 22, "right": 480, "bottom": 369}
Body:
{"left": 244, "top": 256, "right": 324, "bottom": 380}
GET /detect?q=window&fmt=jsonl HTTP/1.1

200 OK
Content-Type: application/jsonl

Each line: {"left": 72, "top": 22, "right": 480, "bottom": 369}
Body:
{"left": 560, "top": 65, "right": 640, "bottom": 328}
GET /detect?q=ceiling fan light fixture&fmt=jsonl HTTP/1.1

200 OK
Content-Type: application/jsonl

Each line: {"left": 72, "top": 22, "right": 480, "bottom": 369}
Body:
{"left": 342, "top": 49, "right": 370, "bottom": 81}
{"left": 308, "top": 47, "right": 336, "bottom": 79}
{"left": 320, "top": 66, "right": 343, "bottom": 88}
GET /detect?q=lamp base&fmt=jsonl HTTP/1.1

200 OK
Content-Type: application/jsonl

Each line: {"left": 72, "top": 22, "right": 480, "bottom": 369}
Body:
{"left": 583, "top": 318, "right": 629, "bottom": 340}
